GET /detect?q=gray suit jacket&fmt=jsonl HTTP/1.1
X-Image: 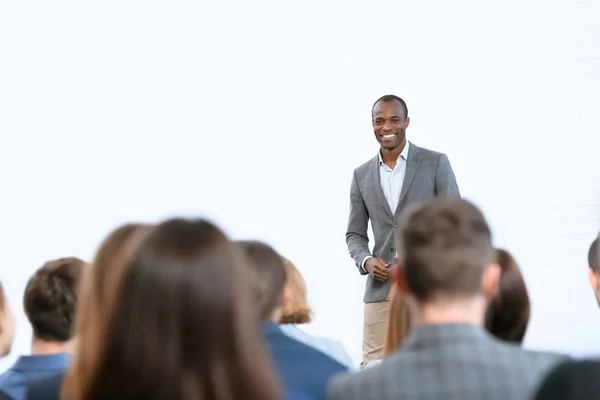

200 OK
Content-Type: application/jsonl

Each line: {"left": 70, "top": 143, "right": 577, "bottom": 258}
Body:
{"left": 346, "top": 142, "right": 460, "bottom": 303}
{"left": 327, "top": 324, "right": 568, "bottom": 400}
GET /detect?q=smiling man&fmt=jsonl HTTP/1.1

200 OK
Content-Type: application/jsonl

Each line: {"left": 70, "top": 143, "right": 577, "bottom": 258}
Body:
{"left": 346, "top": 94, "right": 461, "bottom": 366}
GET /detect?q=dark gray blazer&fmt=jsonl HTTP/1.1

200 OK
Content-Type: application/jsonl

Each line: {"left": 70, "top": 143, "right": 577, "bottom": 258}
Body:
{"left": 346, "top": 142, "right": 460, "bottom": 303}
{"left": 327, "top": 324, "right": 568, "bottom": 400}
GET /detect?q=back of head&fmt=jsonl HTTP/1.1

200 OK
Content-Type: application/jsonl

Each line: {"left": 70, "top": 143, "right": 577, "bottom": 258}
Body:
{"left": 398, "top": 197, "right": 495, "bottom": 303}
{"left": 485, "top": 249, "right": 530, "bottom": 343}
{"left": 24, "top": 257, "right": 86, "bottom": 342}
{"left": 238, "top": 241, "right": 287, "bottom": 320}
{"left": 85, "top": 220, "right": 281, "bottom": 400}
{"left": 280, "top": 258, "right": 312, "bottom": 324}
{"left": 589, "top": 237, "right": 598, "bottom": 271}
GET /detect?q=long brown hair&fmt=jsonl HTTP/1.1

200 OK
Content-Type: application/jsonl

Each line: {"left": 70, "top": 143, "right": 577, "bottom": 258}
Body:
{"left": 62, "top": 223, "right": 152, "bottom": 399}
{"left": 68, "top": 219, "right": 281, "bottom": 400}
{"left": 485, "top": 249, "right": 530, "bottom": 344}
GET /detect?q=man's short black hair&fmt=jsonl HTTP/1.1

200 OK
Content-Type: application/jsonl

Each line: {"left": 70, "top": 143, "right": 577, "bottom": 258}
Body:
{"left": 372, "top": 94, "right": 408, "bottom": 119}
{"left": 589, "top": 237, "right": 599, "bottom": 271}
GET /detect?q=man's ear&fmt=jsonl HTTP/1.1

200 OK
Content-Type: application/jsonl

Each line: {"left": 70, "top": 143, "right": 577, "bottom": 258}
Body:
{"left": 481, "top": 263, "right": 501, "bottom": 301}
{"left": 588, "top": 268, "right": 600, "bottom": 292}
{"left": 404, "top": 116, "right": 410, "bottom": 128}
{"left": 392, "top": 266, "right": 411, "bottom": 295}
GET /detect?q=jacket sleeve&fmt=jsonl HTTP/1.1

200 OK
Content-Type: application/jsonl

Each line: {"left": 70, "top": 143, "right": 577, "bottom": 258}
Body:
{"left": 346, "top": 170, "right": 371, "bottom": 275}
{"left": 435, "top": 153, "right": 460, "bottom": 197}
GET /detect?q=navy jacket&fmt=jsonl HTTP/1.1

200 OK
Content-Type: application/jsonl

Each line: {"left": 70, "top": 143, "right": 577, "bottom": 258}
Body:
{"left": 263, "top": 322, "right": 347, "bottom": 400}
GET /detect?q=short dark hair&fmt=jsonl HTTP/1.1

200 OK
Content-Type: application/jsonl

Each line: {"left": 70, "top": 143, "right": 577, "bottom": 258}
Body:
{"left": 397, "top": 197, "right": 494, "bottom": 302}
{"left": 24, "top": 257, "right": 86, "bottom": 342}
{"left": 589, "top": 237, "right": 598, "bottom": 271}
{"left": 372, "top": 94, "right": 408, "bottom": 119}
{"left": 485, "top": 249, "right": 530, "bottom": 343}
{"left": 237, "top": 241, "right": 287, "bottom": 319}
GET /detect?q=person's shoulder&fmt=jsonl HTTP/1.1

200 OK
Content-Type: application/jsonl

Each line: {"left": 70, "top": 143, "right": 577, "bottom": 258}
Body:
{"left": 328, "top": 360, "right": 388, "bottom": 399}
{"left": 354, "top": 155, "right": 377, "bottom": 175}
{"left": 410, "top": 143, "right": 445, "bottom": 160}
{"left": 487, "top": 339, "right": 569, "bottom": 371}
{"left": 25, "top": 372, "right": 64, "bottom": 400}
{"left": 274, "top": 332, "right": 347, "bottom": 371}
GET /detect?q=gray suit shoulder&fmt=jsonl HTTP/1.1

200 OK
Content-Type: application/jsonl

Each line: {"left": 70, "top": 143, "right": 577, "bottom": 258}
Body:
{"left": 354, "top": 156, "right": 376, "bottom": 176}
{"left": 413, "top": 144, "right": 446, "bottom": 161}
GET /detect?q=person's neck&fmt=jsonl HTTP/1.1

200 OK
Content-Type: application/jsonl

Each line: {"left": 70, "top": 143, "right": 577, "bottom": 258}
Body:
{"left": 380, "top": 139, "right": 406, "bottom": 165}
{"left": 31, "top": 338, "right": 72, "bottom": 356}
{"left": 418, "top": 296, "right": 486, "bottom": 326}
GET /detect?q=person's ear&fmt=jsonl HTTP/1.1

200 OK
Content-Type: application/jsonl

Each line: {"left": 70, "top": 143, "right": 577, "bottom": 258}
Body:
{"left": 393, "top": 266, "right": 411, "bottom": 295}
{"left": 481, "top": 263, "right": 501, "bottom": 301}
{"left": 404, "top": 116, "right": 410, "bottom": 128}
{"left": 588, "top": 268, "right": 600, "bottom": 292}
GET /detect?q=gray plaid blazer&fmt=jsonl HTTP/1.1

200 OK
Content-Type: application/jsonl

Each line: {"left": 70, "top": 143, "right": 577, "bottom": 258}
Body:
{"left": 346, "top": 142, "right": 460, "bottom": 303}
{"left": 327, "top": 324, "right": 568, "bottom": 400}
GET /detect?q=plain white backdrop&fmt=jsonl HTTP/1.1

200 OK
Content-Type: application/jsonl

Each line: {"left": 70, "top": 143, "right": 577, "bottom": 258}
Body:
{"left": 1, "top": 0, "right": 599, "bottom": 370}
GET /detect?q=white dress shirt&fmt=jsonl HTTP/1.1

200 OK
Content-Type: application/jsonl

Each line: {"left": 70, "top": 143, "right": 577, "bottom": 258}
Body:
{"left": 361, "top": 141, "right": 410, "bottom": 272}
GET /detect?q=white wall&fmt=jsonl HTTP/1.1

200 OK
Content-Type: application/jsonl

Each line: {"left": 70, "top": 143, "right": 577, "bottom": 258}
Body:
{"left": 0, "top": 0, "right": 598, "bottom": 370}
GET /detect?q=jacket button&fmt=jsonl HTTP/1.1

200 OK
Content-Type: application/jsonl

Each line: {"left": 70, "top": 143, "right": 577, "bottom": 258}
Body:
{"left": 391, "top": 248, "right": 395, "bottom": 253}
{"left": 393, "top": 223, "right": 398, "bottom": 228}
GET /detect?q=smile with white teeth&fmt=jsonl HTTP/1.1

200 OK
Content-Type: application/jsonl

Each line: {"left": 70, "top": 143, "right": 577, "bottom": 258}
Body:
{"left": 382, "top": 134, "right": 396, "bottom": 139}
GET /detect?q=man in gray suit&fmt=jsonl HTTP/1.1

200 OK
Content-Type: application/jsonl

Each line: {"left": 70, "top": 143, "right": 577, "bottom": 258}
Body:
{"left": 331, "top": 198, "right": 567, "bottom": 400}
{"left": 346, "top": 94, "right": 460, "bottom": 365}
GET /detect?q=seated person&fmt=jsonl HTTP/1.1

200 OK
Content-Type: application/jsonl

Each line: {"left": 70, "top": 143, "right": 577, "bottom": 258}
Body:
{"left": 0, "top": 258, "right": 85, "bottom": 400}
{"left": 278, "top": 257, "right": 355, "bottom": 369}
{"left": 238, "top": 241, "right": 347, "bottom": 400}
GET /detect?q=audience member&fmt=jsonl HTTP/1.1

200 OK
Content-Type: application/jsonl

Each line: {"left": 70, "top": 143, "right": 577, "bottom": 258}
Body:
{"left": 238, "top": 241, "right": 347, "bottom": 400}
{"left": 49, "top": 220, "right": 282, "bottom": 400}
{"left": 587, "top": 236, "right": 599, "bottom": 305}
{"left": 534, "top": 360, "right": 600, "bottom": 399}
{"left": 278, "top": 258, "right": 355, "bottom": 369}
{"left": 26, "top": 224, "right": 153, "bottom": 400}
{"left": 0, "top": 282, "right": 16, "bottom": 400}
{"left": 484, "top": 249, "right": 530, "bottom": 344}
{"left": 328, "top": 197, "right": 567, "bottom": 400}
{"left": 0, "top": 258, "right": 85, "bottom": 400}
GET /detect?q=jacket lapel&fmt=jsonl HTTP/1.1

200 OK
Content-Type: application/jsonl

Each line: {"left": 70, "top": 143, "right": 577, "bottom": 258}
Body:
{"left": 371, "top": 155, "right": 394, "bottom": 219}
{"left": 395, "top": 144, "right": 421, "bottom": 217}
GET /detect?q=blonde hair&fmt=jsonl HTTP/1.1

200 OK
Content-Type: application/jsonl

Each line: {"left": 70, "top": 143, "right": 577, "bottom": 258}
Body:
{"left": 383, "top": 285, "right": 417, "bottom": 356}
{"left": 279, "top": 258, "right": 312, "bottom": 324}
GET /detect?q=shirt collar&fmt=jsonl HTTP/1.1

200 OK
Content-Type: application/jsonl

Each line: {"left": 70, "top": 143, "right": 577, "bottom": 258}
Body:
{"left": 403, "top": 323, "right": 489, "bottom": 350}
{"left": 379, "top": 141, "right": 410, "bottom": 165}
{"left": 11, "top": 353, "right": 71, "bottom": 372}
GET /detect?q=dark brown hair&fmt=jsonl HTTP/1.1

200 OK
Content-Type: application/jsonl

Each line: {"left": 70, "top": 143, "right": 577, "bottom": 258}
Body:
{"left": 24, "top": 257, "right": 86, "bottom": 342}
{"left": 72, "top": 220, "right": 281, "bottom": 400}
{"left": 397, "top": 198, "right": 494, "bottom": 302}
{"left": 589, "top": 237, "right": 598, "bottom": 271}
{"left": 237, "top": 241, "right": 287, "bottom": 320}
{"left": 485, "top": 249, "right": 530, "bottom": 343}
